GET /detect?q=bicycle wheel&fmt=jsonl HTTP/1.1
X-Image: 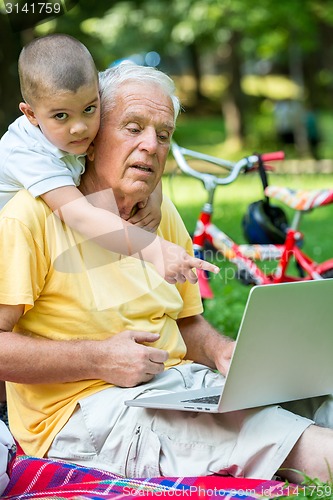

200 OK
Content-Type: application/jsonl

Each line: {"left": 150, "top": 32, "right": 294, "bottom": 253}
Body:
{"left": 320, "top": 268, "right": 333, "bottom": 279}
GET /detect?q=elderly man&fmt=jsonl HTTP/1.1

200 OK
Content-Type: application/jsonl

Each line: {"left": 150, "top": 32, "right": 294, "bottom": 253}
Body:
{"left": 0, "top": 62, "right": 333, "bottom": 483}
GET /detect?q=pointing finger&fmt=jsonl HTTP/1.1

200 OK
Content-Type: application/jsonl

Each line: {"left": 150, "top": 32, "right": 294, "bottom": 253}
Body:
{"left": 191, "top": 258, "right": 219, "bottom": 274}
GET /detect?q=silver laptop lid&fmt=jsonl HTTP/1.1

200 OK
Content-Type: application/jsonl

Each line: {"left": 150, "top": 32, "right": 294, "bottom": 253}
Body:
{"left": 218, "top": 278, "right": 333, "bottom": 412}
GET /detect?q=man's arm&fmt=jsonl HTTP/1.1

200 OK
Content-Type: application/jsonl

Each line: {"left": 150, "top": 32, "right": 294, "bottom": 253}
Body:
{"left": 0, "top": 304, "right": 168, "bottom": 387}
{"left": 177, "top": 314, "right": 235, "bottom": 376}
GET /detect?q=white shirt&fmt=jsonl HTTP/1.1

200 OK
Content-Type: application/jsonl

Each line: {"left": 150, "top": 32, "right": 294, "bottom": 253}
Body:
{"left": 0, "top": 115, "right": 86, "bottom": 209}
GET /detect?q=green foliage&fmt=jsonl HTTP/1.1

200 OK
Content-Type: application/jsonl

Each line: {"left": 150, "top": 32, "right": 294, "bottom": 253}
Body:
{"left": 175, "top": 115, "right": 226, "bottom": 148}
{"left": 40, "top": 0, "right": 333, "bottom": 91}
{"left": 2, "top": 0, "right": 333, "bottom": 136}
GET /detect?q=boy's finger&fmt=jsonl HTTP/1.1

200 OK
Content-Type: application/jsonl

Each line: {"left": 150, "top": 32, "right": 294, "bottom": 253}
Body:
{"left": 185, "top": 270, "right": 198, "bottom": 284}
{"left": 137, "top": 199, "right": 148, "bottom": 209}
{"left": 192, "top": 258, "right": 220, "bottom": 274}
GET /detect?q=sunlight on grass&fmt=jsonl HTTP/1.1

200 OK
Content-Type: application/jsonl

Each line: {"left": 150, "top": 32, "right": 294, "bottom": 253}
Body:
{"left": 242, "top": 74, "right": 301, "bottom": 99}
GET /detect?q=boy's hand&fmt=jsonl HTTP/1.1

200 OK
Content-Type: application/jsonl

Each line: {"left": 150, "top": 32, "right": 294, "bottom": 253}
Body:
{"left": 128, "top": 181, "right": 163, "bottom": 233}
{"left": 128, "top": 197, "right": 161, "bottom": 233}
{"left": 127, "top": 180, "right": 219, "bottom": 284}
{"left": 158, "top": 239, "right": 220, "bottom": 284}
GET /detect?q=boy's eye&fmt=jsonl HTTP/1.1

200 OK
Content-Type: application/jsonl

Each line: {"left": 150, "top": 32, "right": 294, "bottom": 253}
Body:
{"left": 84, "top": 105, "right": 97, "bottom": 114}
{"left": 54, "top": 112, "right": 68, "bottom": 121}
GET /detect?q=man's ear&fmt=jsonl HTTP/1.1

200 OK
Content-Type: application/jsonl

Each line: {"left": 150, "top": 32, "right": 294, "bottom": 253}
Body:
{"left": 19, "top": 102, "right": 39, "bottom": 127}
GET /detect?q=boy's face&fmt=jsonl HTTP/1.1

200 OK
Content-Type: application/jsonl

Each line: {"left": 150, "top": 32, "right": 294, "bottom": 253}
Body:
{"left": 20, "top": 82, "right": 100, "bottom": 155}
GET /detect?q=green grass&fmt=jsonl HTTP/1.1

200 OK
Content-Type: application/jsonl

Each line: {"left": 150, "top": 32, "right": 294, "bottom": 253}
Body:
{"left": 277, "top": 470, "right": 333, "bottom": 499}
{"left": 173, "top": 109, "right": 333, "bottom": 161}
{"left": 162, "top": 172, "right": 333, "bottom": 338}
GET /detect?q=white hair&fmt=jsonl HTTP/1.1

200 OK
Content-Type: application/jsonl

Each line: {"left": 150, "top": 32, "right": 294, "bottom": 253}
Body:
{"left": 98, "top": 62, "right": 181, "bottom": 122}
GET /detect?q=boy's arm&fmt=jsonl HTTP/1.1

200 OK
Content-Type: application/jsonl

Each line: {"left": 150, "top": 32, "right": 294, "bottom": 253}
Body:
{"left": 41, "top": 185, "right": 219, "bottom": 284}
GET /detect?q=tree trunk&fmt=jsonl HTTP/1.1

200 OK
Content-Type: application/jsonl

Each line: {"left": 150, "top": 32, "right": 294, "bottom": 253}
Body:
{"left": 0, "top": 15, "right": 22, "bottom": 135}
{"left": 221, "top": 30, "right": 245, "bottom": 149}
{"left": 288, "top": 42, "right": 311, "bottom": 158}
{"left": 187, "top": 42, "right": 205, "bottom": 103}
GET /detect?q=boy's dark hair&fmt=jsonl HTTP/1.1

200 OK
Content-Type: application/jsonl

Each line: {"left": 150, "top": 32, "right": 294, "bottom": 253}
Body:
{"left": 18, "top": 33, "right": 98, "bottom": 104}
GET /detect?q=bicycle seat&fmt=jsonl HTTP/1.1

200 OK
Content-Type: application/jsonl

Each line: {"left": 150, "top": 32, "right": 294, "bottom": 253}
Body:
{"left": 265, "top": 186, "right": 333, "bottom": 211}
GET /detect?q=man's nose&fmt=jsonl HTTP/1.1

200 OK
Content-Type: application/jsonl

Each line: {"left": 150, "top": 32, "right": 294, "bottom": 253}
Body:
{"left": 139, "top": 129, "right": 158, "bottom": 154}
{"left": 70, "top": 120, "right": 88, "bottom": 135}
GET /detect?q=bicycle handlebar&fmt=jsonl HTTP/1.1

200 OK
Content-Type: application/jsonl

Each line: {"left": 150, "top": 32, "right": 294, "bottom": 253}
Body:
{"left": 171, "top": 141, "right": 284, "bottom": 189}
{"left": 261, "top": 151, "right": 285, "bottom": 162}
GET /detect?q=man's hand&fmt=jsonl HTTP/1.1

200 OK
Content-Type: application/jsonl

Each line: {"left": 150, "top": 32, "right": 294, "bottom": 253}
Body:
{"left": 0, "top": 304, "right": 168, "bottom": 387}
{"left": 97, "top": 331, "right": 169, "bottom": 387}
{"left": 178, "top": 315, "right": 235, "bottom": 376}
{"left": 214, "top": 340, "right": 235, "bottom": 377}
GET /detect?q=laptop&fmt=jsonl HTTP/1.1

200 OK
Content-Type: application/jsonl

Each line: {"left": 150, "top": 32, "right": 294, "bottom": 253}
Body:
{"left": 125, "top": 279, "right": 333, "bottom": 413}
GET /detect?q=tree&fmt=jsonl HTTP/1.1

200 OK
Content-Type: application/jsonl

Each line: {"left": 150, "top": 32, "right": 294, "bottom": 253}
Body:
{"left": 2, "top": 0, "right": 333, "bottom": 154}
{"left": 0, "top": 14, "right": 22, "bottom": 134}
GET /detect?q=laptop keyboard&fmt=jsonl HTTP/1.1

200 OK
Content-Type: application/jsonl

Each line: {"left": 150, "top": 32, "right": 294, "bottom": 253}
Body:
{"left": 181, "top": 395, "right": 220, "bottom": 405}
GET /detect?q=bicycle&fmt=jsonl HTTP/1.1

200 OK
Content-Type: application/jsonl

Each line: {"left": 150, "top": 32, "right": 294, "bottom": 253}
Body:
{"left": 170, "top": 141, "right": 333, "bottom": 299}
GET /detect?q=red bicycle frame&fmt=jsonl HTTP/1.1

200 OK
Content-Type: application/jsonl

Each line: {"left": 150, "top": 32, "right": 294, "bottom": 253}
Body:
{"left": 171, "top": 142, "right": 333, "bottom": 299}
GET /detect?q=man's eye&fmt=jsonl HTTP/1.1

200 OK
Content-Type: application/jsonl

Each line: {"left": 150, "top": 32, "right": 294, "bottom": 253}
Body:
{"left": 158, "top": 133, "right": 170, "bottom": 142}
{"left": 84, "top": 105, "right": 97, "bottom": 114}
{"left": 54, "top": 112, "right": 68, "bottom": 121}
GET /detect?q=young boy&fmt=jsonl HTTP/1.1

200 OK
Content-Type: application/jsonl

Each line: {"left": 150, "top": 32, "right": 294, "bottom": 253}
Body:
{"left": 0, "top": 33, "right": 218, "bottom": 283}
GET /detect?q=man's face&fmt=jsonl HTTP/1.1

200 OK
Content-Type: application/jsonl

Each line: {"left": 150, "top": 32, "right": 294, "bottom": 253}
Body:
{"left": 92, "top": 80, "right": 175, "bottom": 202}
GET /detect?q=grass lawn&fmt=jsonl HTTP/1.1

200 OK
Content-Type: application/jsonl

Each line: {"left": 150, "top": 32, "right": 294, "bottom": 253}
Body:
{"left": 172, "top": 110, "right": 333, "bottom": 162}
{"left": 162, "top": 171, "right": 333, "bottom": 339}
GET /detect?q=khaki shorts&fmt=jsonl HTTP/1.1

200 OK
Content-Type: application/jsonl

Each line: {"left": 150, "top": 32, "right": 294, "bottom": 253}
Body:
{"left": 48, "top": 363, "right": 325, "bottom": 479}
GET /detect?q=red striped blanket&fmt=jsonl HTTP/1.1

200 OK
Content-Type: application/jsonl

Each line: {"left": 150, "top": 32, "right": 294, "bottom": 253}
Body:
{"left": 3, "top": 453, "right": 295, "bottom": 499}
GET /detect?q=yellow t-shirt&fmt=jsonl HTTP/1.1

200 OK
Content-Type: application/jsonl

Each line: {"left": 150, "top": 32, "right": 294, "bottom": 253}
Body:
{"left": 0, "top": 190, "right": 203, "bottom": 457}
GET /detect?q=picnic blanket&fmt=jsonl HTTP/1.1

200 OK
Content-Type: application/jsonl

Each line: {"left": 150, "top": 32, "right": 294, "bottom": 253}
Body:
{"left": 2, "top": 453, "right": 295, "bottom": 499}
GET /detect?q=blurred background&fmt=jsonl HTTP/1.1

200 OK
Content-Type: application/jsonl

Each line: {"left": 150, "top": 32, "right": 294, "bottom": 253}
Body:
{"left": 2, "top": 0, "right": 333, "bottom": 163}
